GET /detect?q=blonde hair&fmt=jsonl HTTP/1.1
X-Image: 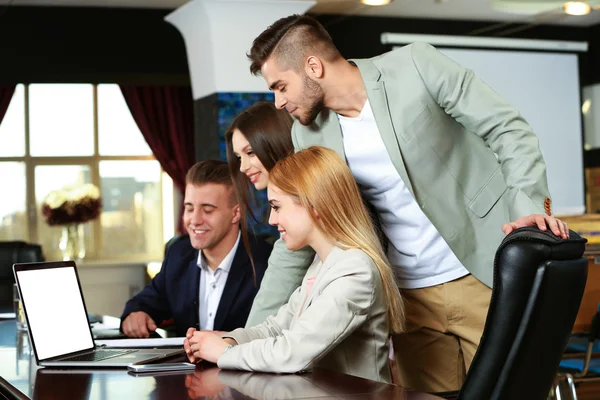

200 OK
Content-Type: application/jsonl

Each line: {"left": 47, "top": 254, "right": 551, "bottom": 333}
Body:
{"left": 269, "top": 146, "right": 405, "bottom": 333}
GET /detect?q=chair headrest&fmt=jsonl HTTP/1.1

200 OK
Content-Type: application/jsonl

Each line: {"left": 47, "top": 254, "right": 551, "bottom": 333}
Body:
{"left": 496, "top": 226, "right": 586, "bottom": 264}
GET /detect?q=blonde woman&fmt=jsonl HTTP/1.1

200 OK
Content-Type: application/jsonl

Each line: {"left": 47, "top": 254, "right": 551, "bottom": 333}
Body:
{"left": 184, "top": 146, "right": 404, "bottom": 383}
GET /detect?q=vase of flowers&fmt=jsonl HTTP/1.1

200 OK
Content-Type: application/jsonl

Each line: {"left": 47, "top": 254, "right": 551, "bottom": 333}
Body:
{"left": 41, "top": 184, "right": 102, "bottom": 262}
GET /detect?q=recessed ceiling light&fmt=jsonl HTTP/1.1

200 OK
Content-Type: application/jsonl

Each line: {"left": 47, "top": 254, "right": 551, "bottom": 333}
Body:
{"left": 361, "top": 0, "right": 392, "bottom": 6}
{"left": 563, "top": 1, "right": 592, "bottom": 15}
{"left": 582, "top": 99, "right": 592, "bottom": 115}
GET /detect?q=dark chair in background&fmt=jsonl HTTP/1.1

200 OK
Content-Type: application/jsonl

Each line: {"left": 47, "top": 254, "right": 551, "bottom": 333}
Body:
{"left": 439, "top": 227, "right": 587, "bottom": 400}
{"left": 0, "top": 241, "right": 44, "bottom": 309}
{"left": 164, "top": 234, "right": 188, "bottom": 257}
{"left": 557, "top": 305, "right": 600, "bottom": 398}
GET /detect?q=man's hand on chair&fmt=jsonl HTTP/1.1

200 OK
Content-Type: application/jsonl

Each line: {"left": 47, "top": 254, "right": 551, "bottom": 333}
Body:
{"left": 502, "top": 214, "right": 569, "bottom": 239}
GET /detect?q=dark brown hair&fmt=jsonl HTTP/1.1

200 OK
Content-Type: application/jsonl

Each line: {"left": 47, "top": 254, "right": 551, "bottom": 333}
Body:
{"left": 186, "top": 160, "right": 235, "bottom": 205}
{"left": 186, "top": 159, "right": 232, "bottom": 186}
{"left": 225, "top": 102, "right": 293, "bottom": 276}
{"left": 248, "top": 14, "right": 341, "bottom": 76}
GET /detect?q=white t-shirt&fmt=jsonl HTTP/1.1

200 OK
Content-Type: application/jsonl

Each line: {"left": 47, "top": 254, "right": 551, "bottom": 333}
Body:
{"left": 338, "top": 100, "right": 468, "bottom": 289}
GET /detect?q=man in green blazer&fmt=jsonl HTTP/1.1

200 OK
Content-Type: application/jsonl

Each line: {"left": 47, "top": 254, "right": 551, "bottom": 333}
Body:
{"left": 244, "top": 14, "right": 570, "bottom": 392}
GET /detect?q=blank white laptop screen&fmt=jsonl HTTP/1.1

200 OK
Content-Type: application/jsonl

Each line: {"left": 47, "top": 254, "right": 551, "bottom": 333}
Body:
{"left": 17, "top": 266, "right": 94, "bottom": 360}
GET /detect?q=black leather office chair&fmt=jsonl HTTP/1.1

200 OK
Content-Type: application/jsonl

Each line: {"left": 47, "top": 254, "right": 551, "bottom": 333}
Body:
{"left": 164, "top": 234, "right": 189, "bottom": 257}
{"left": 0, "top": 241, "right": 44, "bottom": 309}
{"left": 451, "top": 227, "right": 588, "bottom": 400}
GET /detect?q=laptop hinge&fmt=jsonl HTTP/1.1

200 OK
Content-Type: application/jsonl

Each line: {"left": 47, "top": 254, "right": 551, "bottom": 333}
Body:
{"left": 45, "top": 347, "right": 97, "bottom": 362}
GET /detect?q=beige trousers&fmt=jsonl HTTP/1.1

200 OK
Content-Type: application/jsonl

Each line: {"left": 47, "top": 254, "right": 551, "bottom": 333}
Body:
{"left": 392, "top": 274, "right": 492, "bottom": 393}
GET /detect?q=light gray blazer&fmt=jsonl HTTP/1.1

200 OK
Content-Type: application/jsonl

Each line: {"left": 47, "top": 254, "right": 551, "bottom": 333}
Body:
{"left": 246, "top": 42, "right": 550, "bottom": 326}
{"left": 218, "top": 246, "right": 392, "bottom": 383}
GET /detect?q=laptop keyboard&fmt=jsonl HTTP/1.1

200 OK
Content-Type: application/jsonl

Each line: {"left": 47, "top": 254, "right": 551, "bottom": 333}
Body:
{"left": 61, "top": 349, "right": 135, "bottom": 362}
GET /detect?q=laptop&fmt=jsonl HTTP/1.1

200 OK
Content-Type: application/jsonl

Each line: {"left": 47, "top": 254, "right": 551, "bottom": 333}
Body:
{"left": 13, "top": 260, "right": 183, "bottom": 367}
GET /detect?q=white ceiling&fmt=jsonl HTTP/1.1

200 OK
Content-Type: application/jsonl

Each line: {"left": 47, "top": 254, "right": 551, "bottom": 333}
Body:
{"left": 2, "top": 0, "right": 600, "bottom": 27}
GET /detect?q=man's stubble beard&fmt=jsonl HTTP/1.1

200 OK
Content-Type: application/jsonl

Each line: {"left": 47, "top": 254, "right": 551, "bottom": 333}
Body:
{"left": 299, "top": 74, "right": 325, "bottom": 126}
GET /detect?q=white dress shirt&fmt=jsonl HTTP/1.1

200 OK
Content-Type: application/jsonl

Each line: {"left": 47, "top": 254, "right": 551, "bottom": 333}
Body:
{"left": 338, "top": 100, "right": 469, "bottom": 289}
{"left": 197, "top": 233, "right": 240, "bottom": 330}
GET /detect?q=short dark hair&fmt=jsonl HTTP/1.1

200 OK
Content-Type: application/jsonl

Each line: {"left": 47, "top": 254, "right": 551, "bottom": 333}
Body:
{"left": 248, "top": 14, "right": 341, "bottom": 76}
{"left": 185, "top": 160, "right": 235, "bottom": 204}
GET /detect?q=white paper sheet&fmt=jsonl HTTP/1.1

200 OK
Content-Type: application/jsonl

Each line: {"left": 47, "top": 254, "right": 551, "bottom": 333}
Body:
{"left": 90, "top": 315, "right": 121, "bottom": 330}
{"left": 96, "top": 337, "right": 185, "bottom": 348}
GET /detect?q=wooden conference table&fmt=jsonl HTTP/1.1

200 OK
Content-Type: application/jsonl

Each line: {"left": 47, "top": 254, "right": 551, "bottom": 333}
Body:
{"left": 0, "top": 319, "right": 444, "bottom": 400}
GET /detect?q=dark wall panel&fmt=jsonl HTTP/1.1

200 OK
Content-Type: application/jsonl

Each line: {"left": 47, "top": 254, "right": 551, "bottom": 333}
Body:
{"left": 0, "top": 6, "right": 189, "bottom": 84}
{"left": 0, "top": 7, "right": 597, "bottom": 84}
{"left": 193, "top": 93, "right": 220, "bottom": 162}
{"left": 588, "top": 24, "right": 600, "bottom": 85}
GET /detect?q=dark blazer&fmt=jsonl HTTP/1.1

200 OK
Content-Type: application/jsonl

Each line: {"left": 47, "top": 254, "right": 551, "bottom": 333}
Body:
{"left": 121, "top": 234, "right": 272, "bottom": 336}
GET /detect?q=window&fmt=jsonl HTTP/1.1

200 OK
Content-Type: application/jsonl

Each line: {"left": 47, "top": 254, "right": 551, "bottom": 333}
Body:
{"left": 0, "top": 84, "right": 174, "bottom": 261}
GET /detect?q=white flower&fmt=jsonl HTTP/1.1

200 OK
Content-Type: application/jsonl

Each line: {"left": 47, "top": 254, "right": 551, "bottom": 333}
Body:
{"left": 44, "top": 190, "right": 68, "bottom": 209}
{"left": 68, "top": 184, "right": 100, "bottom": 201}
{"left": 44, "top": 184, "right": 101, "bottom": 209}
{"left": 81, "top": 184, "right": 100, "bottom": 199}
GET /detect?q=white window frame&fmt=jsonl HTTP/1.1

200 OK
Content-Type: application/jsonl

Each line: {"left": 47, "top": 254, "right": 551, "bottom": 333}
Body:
{"left": 0, "top": 84, "right": 172, "bottom": 262}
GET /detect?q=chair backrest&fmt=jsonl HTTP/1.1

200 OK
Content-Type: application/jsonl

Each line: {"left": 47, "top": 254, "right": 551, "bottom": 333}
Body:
{"left": 164, "top": 234, "right": 189, "bottom": 257}
{"left": 0, "top": 241, "right": 44, "bottom": 307}
{"left": 458, "top": 227, "right": 588, "bottom": 400}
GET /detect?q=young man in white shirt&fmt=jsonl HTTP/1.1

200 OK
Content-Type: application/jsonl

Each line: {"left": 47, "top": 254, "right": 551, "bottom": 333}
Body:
{"left": 121, "top": 160, "right": 272, "bottom": 337}
{"left": 243, "top": 14, "right": 569, "bottom": 392}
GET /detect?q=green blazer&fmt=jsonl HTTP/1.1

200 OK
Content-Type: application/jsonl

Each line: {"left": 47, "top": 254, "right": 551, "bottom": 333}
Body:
{"left": 245, "top": 42, "right": 550, "bottom": 327}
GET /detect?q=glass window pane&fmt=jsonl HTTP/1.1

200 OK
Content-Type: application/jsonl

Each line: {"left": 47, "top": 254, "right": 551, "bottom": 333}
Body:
{"left": 35, "top": 165, "right": 92, "bottom": 261}
{"left": 0, "top": 84, "right": 25, "bottom": 157}
{"left": 99, "top": 160, "right": 162, "bottom": 258}
{"left": 29, "top": 84, "right": 94, "bottom": 157}
{"left": 97, "top": 84, "right": 152, "bottom": 156}
{"left": 0, "top": 162, "right": 28, "bottom": 240}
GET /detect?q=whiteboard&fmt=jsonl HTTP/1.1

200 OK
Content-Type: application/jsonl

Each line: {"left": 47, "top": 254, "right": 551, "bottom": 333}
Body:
{"left": 420, "top": 48, "right": 584, "bottom": 216}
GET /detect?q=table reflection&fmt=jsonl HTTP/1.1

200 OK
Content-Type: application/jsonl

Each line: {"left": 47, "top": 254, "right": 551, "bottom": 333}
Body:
{"left": 182, "top": 368, "right": 443, "bottom": 400}
{"left": 23, "top": 366, "right": 446, "bottom": 400}
{"left": 185, "top": 367, "right": 230, "bottom": 399}
{"left": 0, "top": 319, "right": 443, "bottom": 400}
{"left": 217, "top": 370, "right": 351, "bottom": 400}
{"left": 32, "top": 369, "right": 93, "bottom": 399}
